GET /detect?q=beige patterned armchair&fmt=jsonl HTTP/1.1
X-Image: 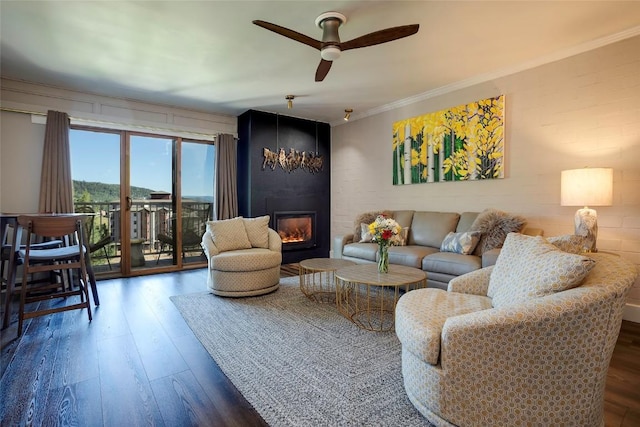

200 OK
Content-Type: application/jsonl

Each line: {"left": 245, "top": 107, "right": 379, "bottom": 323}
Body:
{"left": 201, "top": 216, "right": 282, "bottom": 297}
{"left": 396, "top": 233, "right": 638, "bottom": 427}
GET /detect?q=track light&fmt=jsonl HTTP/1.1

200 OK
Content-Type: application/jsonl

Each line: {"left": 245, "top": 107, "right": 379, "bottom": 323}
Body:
{"left": 344, "top": 109, "right": 353, "bottom": 121}
{"left": 286, "top": 95, "right": 295, "bottom": 109}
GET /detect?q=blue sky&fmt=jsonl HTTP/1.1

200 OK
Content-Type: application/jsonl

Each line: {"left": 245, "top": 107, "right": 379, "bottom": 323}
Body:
{"left": 70, "top": 129, "right": 214, "bottom": 197}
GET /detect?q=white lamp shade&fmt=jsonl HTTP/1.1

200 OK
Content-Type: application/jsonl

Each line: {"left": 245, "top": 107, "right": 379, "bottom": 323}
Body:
{"left": 561, "top": 168, "right": 613, "bottom": 207}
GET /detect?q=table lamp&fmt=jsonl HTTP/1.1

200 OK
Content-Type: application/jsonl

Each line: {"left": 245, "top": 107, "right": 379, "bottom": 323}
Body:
{"left": 561, "top": 167, "right": 613, "bottom": 252}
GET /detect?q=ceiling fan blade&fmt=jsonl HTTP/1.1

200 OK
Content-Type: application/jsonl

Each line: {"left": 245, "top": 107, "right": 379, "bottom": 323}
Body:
{"left": 341, "top": 24, "right": 419, "bottom": 51}
{"left": 252, "top": 20, "right": 322, "bottom": 50}
{"left": 315, "top": 59, "right": 333, "bottom": 82}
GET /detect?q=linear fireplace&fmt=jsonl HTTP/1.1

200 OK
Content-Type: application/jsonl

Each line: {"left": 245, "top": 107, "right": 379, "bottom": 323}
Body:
{"left": 274, "top": 211, "right": 316, "bottom": 251}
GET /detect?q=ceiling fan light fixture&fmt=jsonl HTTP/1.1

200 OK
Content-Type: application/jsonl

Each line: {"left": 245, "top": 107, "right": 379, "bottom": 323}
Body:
{"left": 286, "top": 95, "right": 294, "bottom": 109}
{"left": 344, "top": 109, "right": 353, "bottom": 121}
{"left": 321, "top": 46, "right": 341, "bottom": 61}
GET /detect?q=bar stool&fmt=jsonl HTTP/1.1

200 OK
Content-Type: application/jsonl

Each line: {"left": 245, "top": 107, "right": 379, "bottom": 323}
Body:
{"left": 13, "top": 214, "right": 93, "bottom": 337}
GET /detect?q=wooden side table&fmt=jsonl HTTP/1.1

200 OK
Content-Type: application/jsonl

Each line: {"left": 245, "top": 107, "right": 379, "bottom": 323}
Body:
{"left": 335, "top": 264, "right": 427, "bottom": 332}
{"left": 299, "top": 258, "right": 356, "bottom": 303}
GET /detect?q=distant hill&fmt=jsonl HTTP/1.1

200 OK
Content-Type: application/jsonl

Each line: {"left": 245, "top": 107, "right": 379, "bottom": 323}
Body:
{"left": 73, "top": 180, "right": 157, "bottom": 202}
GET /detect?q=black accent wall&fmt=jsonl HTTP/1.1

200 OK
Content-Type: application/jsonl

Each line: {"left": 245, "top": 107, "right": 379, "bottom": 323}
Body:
{"left": 237, "top": 110, "right": 331, "bottom": 264}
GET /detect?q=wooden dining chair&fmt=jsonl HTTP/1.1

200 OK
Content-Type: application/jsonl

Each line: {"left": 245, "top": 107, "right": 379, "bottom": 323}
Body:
{"left": 14, "top": 214, "right": 93, "bottom": 337}
{"left": 1, "top": 222, "right": 63, "bottom": 288}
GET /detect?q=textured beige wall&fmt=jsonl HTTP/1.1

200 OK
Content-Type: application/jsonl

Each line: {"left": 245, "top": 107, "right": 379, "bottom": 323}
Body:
{"left": 331, "top": 36, "right": 640, "bottom": 311}
{"left": 0, "top": 112, "right": 46, "bottom": 212}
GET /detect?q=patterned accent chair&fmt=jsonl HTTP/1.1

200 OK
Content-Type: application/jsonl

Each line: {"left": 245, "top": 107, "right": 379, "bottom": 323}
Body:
{"left": 201, "top": 216, "right": 282, "bottom": 297}
{"left": 395, "top": 232, "right": 639, "bottom": 427}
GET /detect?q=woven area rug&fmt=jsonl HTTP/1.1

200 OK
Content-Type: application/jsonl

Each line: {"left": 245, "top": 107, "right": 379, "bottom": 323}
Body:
{"left": 171, "top": 276, "right": 433, "bottom": 427}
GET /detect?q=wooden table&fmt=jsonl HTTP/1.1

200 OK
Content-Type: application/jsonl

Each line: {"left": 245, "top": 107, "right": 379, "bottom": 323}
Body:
{"left": 335, "top": 264, "right": 427, "bottom": 332}
{"left": 298, "top": 258, "right": 356, "bottom": 303}
{"left": 1, "top": 213, "right": 100, "bottom": 330}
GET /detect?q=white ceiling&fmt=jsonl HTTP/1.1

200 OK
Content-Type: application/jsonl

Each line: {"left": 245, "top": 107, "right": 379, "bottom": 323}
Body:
{"left": 2, "top": 1, "right": 640, "bottom": 124}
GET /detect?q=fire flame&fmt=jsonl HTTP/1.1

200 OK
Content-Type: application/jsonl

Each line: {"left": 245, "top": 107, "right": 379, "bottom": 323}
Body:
{"left": 278, "top": 219, "right": 312, "bottom": 244}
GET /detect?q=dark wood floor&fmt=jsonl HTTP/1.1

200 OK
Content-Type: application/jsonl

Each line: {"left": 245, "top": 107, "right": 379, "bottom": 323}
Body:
{"left": 1, "top": 267, "right": 639, "bottom": 426}
{"left": 606, "top": 320, "right": 640, "bottom": 427}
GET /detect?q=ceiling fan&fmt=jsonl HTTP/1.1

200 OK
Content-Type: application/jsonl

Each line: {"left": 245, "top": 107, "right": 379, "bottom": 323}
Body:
{"left": 253, "top": 12, "right": 419, "bottom": 82}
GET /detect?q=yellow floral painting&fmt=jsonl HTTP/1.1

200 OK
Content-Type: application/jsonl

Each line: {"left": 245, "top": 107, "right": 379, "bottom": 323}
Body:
{"left": 392, "top": 95, "right": 505, "bottom": 184}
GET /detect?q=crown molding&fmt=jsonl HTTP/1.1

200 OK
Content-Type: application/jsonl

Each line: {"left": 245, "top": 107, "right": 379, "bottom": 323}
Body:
{"left": 332, "top": 25, "right": 640, "bottom": 127}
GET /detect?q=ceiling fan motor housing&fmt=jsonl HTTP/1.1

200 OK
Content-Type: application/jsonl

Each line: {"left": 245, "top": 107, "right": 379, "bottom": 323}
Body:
{"left": 315, "top": 12, "right": 346, "bottom": 61}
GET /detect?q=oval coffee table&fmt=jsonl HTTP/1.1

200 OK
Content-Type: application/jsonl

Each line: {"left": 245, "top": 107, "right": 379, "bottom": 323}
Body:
{"left": 335, "top": 264, "right": 427, "bottom": 332}
{"left": 299, "top": 258, "right": 356, "bottom": 303}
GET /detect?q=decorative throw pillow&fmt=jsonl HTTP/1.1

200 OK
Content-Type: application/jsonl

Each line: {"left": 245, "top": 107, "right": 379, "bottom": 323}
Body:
{"left": 469, "top": 208, "right": 527, "bottom": 255}
{"left": 359, "top": 223, "right": 374, "bottom": 243}
{"left": 547, "top": 234, "right": 587, "bottom": 254}
{"left": 242, "top": 215, "right": 270, "bottom": 248}
{"left": 440, "top": 231, "right": 481, "bottom": 255}
{"left": 488, "top": 233, "right": 596, "bottom": 308}
{"left": 206, "top": 217, "right": 252, "bottom": 252}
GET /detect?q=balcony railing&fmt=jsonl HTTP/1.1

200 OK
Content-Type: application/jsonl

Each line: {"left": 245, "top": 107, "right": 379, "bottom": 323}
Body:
{"left": 75, "top": 200, "right": 213, "bottom": 271}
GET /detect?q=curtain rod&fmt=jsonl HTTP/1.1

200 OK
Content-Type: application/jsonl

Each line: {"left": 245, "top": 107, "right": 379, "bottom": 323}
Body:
{"left": 1, "top": 106, "right": 46, "bottom": 116}
{"left": 0, "top": 106, "right": 238, "bottom": 140}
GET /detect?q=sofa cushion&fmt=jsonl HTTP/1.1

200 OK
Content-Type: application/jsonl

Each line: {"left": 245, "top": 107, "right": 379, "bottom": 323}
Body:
{"left": 396, "top": 288, "right": 492, "bottom": 365}
{"left": 388, "top": 245, "right": 439, "bottom": 268}
{"left": 392, "top": 210, "right": 415, "bottom": 229}
{"left": 488, "top": 233, "right": 596, "bottom": 308}
{"left": 456, "top": 212, "right": 479, "bottom": 232}
{"left": 422, "top": 252, "right": 482, "bottom": 276}
{"left": 410, "top": 212, "right": 460, "bottom": 248}
{"left": 440, "top": 231, "right": 481, "bottom": 255}
{"left": 470, "top": 208, "right": 527, "bottom": 255}
{"left": 207, "top": 217, "right": 252, "bottom": 252}
{"left": 242, "top": 215, "right": 270, "bottom": 248}
{"left": 210, "top": 248, "right": 281, "bottom": 272}
{"left": 343, "top": 242, "right": 378, "bottom": 261}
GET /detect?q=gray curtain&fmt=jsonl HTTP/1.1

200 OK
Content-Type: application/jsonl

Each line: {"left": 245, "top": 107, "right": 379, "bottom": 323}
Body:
{"left": 215, "top": 133, "right": 238, "bottom": 220}
{"left": 39, "top": 110, "right": 73, "bottom": 213}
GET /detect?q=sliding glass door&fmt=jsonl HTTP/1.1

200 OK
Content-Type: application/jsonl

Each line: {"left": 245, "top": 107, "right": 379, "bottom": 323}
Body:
{"left": 70, "top": 128, "right": 214, "bottom": 277}
{"left": 70, "top": 129, "right": 121, "bottom": 275}
{"left": 178, "top": 140, "right": 215, "bottom": 266}
{"left": 128, "top": 134, "right": 174, "bottom": 272}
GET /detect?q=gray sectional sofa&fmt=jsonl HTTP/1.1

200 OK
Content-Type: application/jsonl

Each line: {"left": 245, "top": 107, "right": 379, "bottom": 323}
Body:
{"left": 333, "top": 209, "right": 539, "bottom": 289}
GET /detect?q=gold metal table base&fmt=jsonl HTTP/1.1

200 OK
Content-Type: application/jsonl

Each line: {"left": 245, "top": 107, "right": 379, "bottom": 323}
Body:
{"left": 335, "top": 265, "right": 427, "bottom": 332}
{"left": 298, "top": 258, "right": 356, "bottom": 304}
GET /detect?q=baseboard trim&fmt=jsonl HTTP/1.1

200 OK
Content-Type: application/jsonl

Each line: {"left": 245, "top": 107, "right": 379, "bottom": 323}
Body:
{"left": 623, "top": 303, "right": 640, "bottom": 323}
